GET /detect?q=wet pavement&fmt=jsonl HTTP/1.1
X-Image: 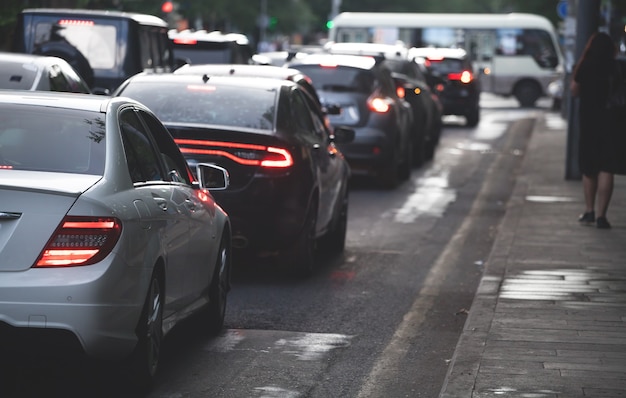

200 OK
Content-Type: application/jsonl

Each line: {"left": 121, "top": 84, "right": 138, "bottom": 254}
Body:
{"left": 439, "top": 112, "right": 626, "bottom": 397}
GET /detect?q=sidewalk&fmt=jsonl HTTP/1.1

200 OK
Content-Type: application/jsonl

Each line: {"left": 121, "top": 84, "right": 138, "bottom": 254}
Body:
{"left": 440, "top": 112, "right": 626, "bottom": 398}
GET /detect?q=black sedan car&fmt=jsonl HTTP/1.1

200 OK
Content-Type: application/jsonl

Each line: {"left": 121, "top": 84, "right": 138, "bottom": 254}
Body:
{"left": 115, "top": 74, "right": 354, "bottom": 275}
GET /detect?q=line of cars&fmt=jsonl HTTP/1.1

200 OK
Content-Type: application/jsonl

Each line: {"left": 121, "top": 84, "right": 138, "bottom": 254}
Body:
{"left": 0, "top": 6, "right": 480, "bottom": 392}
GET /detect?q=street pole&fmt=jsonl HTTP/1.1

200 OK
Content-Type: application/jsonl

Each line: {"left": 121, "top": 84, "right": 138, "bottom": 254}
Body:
{"left": 565, "top": 0, "right": 601, "bottom": 180}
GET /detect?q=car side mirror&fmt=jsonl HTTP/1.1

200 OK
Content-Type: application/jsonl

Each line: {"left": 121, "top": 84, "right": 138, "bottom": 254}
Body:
{"left": 331, "top": 126, "right": 355, "bottom": 144}
{"left": 323, "top": 104, "right": 342, "bottom": 115}
{"left": 196, "top": 163, "right": 229, "bottom": 190}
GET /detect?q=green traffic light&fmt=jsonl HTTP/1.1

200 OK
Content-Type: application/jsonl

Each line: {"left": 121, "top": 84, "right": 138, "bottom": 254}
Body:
{"left": 326, "top": 20, "right": 334, "bottom": 29}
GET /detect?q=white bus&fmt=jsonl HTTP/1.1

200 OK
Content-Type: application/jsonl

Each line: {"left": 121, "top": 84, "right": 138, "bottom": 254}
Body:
{"left": 328, "top": 12, "right": 564, "bottom": 107}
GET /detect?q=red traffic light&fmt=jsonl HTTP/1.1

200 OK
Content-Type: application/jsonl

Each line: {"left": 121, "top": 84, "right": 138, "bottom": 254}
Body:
{"left": 161, "top": 1, "right": 174, "bottom": 13}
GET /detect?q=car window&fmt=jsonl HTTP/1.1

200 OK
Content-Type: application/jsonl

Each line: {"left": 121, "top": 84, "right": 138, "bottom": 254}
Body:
{"left": 118, "top": 81, "right": 276, "bottom": 131}
{"left": 296, "top": 65, "right": 376, "bottom": 94}
{"left": 137, "top": 109, "right": 192, "bottom": 185}
{"left": 426, "top": 58, "right": 465, "bottom": 75}
{"left": 0, "top": 103, "right": 105, "bottom": 174}
{"left": 299, "top": 89, "right": 330, "bottom": 139}
{"left": 0, "top": 61, "right": 38, "bottom": 90}
{"left": 34, "top": 21, "right": 117, "bottom": 70}
{"left": 290, "top": 89, "right": 317, "bottom": 135}
{"left": 120, "top": 109, "right": 164, "bottom": 183}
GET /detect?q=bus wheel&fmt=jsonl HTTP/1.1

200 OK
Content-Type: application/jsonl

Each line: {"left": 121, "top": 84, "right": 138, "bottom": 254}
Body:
{"left": 514, "top": 81, "right": 541, "bottom": 108}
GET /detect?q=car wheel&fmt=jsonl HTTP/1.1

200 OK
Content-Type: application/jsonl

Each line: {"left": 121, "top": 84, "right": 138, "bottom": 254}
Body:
{"left": 289, "top": 200, "right": 318, "bottom": 277}
{"left": 399, "top": 141, "right": 413, "bottom": 181}
{"left": 514, "top": 81, "right": 541, "bottom": 108}
{"left": 412, "top": 133, "right": 426, "bottom": 167}
{"left": 466, "top": 108, "right": 480, "bottom": 127}
{"left": 127, "top": 270, "right": 164, "bottom": 392}
{"left": 203, "top": 233, "right": 230, "bottom": 335}
{"left": 379, "top": 148, "right": 400, "bottom": 189}
{"left": 321, "top": 190, "right": 348, "bottom": 255}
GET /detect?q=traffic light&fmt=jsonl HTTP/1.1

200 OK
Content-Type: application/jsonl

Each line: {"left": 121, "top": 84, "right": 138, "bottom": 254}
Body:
{"left": 268, "top": 16, "right": 278, "bottom": 30}
{"left": 161, "top": 1, "right": 174, "bottom": 13}
{"left": 326, "top": 20, "right": 334, "bottom": 30}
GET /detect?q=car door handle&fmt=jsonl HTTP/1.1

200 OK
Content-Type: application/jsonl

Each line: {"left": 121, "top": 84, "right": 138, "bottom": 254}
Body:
{"left": 153, "top": 197, "right": 168, "bottom": 211}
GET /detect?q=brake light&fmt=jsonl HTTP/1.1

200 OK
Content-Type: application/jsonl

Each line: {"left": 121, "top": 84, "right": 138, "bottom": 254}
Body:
{"left": 35, "top": 216, "right": 122, "bottom": 267}
{"left": 427, "top": 55, "right": 445, "bottom": 62}
{"left": 448, "top": 70, "right": 473, "bottom": 84}
{"left": 368, "top": 96, "right": 391, "bottom": 113}
{"left": 396, "top": 86, "right": 405, "bottom": 99}
{"left": 173, "top": 37, "right": 198, "bottom": 45}
{"left": 320, "top": 62, "right": 338, "bottom": 68}
{"left": 58, "top": 19, "right": 94, "bottom": 26}
{"left": 175, "top": 139, "right": 293, "bottom": 168}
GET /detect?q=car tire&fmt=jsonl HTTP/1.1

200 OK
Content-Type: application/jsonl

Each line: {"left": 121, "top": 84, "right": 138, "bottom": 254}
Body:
{"left": 399, "top": 141, "right": 413, "bottom": 181}
{"left": 321, "top": 190, "right": 348, "bottom": 255}
{"left": 127, "top": 270, "right": 164, "bottom": 393}
{"left": 412, "top": 133, "right": 426, "bottom": 167}
{"left": 466, "top": 108, "right": 480, "bottom": 127}
{"left": 289, "top": 200, "right": 318, "bottom": 277}
{"left": 514, "top": 81, "right": 541, "bottom": 108}
{"left": 202, "top": 232, "right": 230, "bottom": 335}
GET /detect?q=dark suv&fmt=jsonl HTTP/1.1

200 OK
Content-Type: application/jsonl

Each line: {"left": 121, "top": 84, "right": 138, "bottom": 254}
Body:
{"left": 288, "top": 52, "right": 413, "bottom": 188}
{"left": 325, "top": 42, "right": 442, "bottom": 165}
{"left": 12, "top": 8, "right": 174, "bottom": 94}
{"left": 410, "top": 47, "right": 481, "bottom": 127}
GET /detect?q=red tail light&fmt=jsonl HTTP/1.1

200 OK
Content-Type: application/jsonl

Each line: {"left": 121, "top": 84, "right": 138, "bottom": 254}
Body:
{"left": 448, "top": 70, "right": 474, "bottom": 84}
{"left": 58, "top": 19, "right": 94, "bottom": 26}
{"left": 368, "top": 96, "right": 391, "bottom": 113}
{"left": 396, "top": 86, "right": 406, "bottom": 99}
{"left": 35, "top": 216, "right": 122, "bottom": 267}
{"left": 174, "top": 37, "right": 198, "bottom": 45}
{"left": 175, "top": 139, "right": 294, "bottom": 168}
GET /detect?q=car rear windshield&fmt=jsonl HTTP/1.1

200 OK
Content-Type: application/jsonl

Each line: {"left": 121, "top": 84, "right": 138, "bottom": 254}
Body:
{"left": 425, "top": 58, "right": 466, "bottom": 75}
{"left": 294, "top": 65, "right": 375, "bottom": 94}
{"left": 33, "top": 20, "right": 118, "bottom": 70}
{"left": 0, "top": 104, "right": 106, "bottom": 174}
{"left": 118, "top": 81, "right": 277, "bottom": 131}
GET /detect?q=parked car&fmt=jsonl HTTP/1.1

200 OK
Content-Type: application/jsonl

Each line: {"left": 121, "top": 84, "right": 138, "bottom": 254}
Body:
{"left": 12, "top": 8, "right": 174, "bottom": 93}
{"left": 169, "top": 29, "right": 254, "bottom": 66}
{"left": 114, "top": 74, "right": 354, "bottom": 275}
{"left": 287, "top": 52, "right": 413, "bottom": 188}
{"left": 325, "top": 42, "right": 443, "bottom": 165}
{"left": 0, "top": 91, "right": 231, "bottom": 391}
{"left": 0, "top": 52, "right": 91, "bottom": 93}
{"left": 409, "top": 47, "right": 481, "bottom": 127}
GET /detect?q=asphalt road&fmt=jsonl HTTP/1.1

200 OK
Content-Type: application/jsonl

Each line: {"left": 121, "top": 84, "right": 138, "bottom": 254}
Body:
{"left": 0, "top": 95, "right": 553, "bottom": 398}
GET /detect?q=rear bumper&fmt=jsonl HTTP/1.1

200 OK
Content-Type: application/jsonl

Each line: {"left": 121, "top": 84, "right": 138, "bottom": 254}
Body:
{"left": 0, "top": 260, "right": 148, "bottom": 360}
{"left": 336, "top": 126, "right": 397, "bottom": 177}
{"left": 212, "top": 176, "right": 310, "bottom": 254}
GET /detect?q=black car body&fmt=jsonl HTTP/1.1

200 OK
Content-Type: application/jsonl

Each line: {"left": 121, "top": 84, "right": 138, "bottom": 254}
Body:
{"left": 325, "top": 42, "right": 443, "bottom": 164}
{"left": 114, "top": 74, "right": 353, "bottom": 275}
{"left": 13, "top": 8, "right": 174, "bottom": 94}
{"left": 410, "top": 47, "right": 481, "bottom": 127}
{"left": 287, "top": 52, "right": 413, "bottom": 188}
{"left": 169, "top": 30, "right": 254, "bottom": 66}
{"left": 0, "top": 52, "right": 91, "bottom": 93}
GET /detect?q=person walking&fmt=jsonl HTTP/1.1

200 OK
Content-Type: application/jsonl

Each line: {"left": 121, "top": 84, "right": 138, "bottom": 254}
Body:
{"left": 570, "top": 32, "right": 621, "bottom": 229}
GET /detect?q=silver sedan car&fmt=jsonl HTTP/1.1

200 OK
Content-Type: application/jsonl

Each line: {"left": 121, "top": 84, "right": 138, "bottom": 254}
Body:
{"left": 0, "top": 91, "right": 231, "bottom": 391}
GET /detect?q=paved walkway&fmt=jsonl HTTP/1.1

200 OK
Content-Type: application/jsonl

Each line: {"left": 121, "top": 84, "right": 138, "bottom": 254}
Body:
{"left": 439, "top": 112, "right": 626, "bottom": 397}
